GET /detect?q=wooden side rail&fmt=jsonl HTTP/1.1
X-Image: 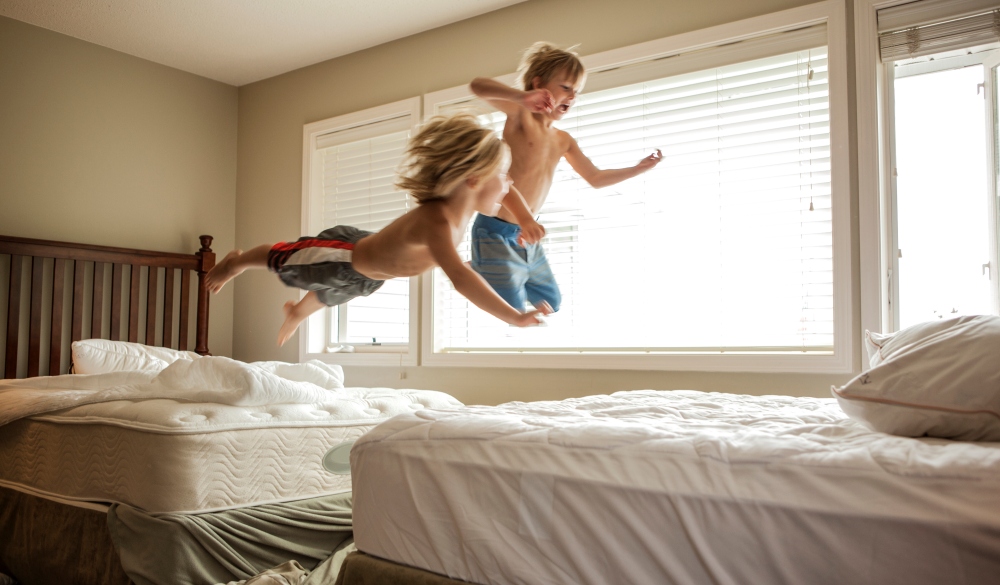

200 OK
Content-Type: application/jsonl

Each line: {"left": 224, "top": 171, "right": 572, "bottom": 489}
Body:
{"left": 1, "top": 235, "right": 215, "bottom": 379}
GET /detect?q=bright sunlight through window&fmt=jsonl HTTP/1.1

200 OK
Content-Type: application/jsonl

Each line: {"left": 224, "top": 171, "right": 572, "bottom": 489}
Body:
{"left": 434, "top": 47, "right": 832, "bottom": 354}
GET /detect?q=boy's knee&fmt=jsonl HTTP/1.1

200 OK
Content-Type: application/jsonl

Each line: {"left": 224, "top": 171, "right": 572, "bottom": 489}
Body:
{"left": 532, "top": 290, "right": 560, "bottom": 313}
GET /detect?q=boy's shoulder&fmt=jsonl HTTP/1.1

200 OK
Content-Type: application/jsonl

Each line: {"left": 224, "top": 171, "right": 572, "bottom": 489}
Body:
{"left": 409, "top": 200, "right": 456, "bottom": 228}
{"left": 552, "top": 126, "right": 576, "bottom": 151}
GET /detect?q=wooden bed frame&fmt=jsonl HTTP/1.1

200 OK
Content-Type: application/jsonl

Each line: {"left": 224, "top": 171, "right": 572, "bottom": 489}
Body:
{"left": 334, "top": 552, "right": 471, "bottom": 585}
{"left": 0, "top": 234, "right": 214, "bottom": 585}
{"left": 1, "top": 234, "right": 215, "bottom": 378}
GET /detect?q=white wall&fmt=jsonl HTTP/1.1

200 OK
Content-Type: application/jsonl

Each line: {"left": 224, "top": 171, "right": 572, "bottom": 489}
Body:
{"left": 0, "top": 16, "right": 238, "bottom": 357}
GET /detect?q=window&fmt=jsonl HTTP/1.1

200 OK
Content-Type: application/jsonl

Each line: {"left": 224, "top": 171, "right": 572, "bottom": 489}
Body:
{"left": 303, "top": 3, "right": 852, "bottom": 372}
{"left": 888, "top": 46, "right": 1000, "bottom": 329}
{"left": 300, "top": 99, "right": 421, "bottom": 366}
{"left": 423, "top": 2, "right": 853, "bottom": 372}
{"left": 856, "top": 0, "right": 1000, "bottom": 344}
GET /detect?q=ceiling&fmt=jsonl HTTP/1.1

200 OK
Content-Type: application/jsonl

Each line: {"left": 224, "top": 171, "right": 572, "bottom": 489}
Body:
{"left": 0, "top": 0, "right": 528, "bottom": 86}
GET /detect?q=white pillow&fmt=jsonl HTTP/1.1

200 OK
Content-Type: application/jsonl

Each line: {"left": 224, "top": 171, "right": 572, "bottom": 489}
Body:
{"left": 71, "top": 339, "right": 200, "bottom": 374}
{"left": 833, "top": 315, "right": 1000, "bottom": 441}
{"left": 863, "top": 317, "right": 976, "bottom": 368}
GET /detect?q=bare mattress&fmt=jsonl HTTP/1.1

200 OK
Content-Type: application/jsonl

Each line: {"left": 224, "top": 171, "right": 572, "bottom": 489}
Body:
{"left": 351, "top": 390, "right": 1000, "bottom": 585}
{"left": 0, "top": 367, "right": 460, "bottom": 514}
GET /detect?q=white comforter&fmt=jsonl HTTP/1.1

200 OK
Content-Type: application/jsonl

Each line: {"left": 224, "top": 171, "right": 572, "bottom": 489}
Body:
{"left": 0, "top": 357, "right": 354, "bottom": 426}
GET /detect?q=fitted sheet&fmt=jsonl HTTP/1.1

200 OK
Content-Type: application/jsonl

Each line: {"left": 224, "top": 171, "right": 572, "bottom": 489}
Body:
{"left": 108, "top": 491, "right": 355, "bottom": 585}
{"left": 0, "top": 386, "right": 460, "bottom": 514}
{"left": 352, "top": 390, "right": 1000, "bottom": 585}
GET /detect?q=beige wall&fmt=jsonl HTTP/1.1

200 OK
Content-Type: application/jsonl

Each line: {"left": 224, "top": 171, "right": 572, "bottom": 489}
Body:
{"left": 235, "top": 0, "right": 859, "bottom": 405}
{"left": 0, "top": 16, "right": 238, "bottom": 357}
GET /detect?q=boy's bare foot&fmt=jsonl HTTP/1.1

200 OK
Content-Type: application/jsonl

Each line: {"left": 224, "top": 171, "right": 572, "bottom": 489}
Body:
{"left": 205, "top": 249, "right": 244, "bottom": 294}
{"left": 277, "top": 292, "right": 325, "bottom": 346}
{"left": 277, "top": 300, "right": 301, "bottom": 347}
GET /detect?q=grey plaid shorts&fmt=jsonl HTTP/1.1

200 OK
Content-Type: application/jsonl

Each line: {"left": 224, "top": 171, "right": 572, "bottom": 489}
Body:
{"left": 267, "top": 225, "right": 384, "bottom": 307}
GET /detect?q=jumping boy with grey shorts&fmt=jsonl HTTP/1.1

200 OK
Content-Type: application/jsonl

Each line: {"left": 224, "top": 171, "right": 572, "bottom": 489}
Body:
{"left": 204, "top": 114, "right": 552, "bottom": 347}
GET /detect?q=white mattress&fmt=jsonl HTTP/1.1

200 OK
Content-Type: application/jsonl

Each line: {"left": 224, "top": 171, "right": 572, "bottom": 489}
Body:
{"left": 352, "top": 390, "right": 1000, "bottom": 585}
{"left": 0, "top": 387, "right": 460, "bottom": 514}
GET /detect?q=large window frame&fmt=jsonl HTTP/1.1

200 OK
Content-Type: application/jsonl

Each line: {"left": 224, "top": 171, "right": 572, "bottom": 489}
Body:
{"left": 423, "top": 0, "right": 854, "bottom": 373}
{"left": 299, "top": 98, "right": 422, "bottom": 367}
{"left": 302, "top": 1, "right": 854, "bottom": 373}
{"left": 855, "top": 0, "right": 1000, "bottom": 368}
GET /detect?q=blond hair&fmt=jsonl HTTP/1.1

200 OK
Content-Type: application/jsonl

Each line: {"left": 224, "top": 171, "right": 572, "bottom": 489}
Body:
{"left": 396, "top": 114, "right": 506, "bottom": 203}
{"left": 516, "top": 42, "right": 586, "bottom": 91}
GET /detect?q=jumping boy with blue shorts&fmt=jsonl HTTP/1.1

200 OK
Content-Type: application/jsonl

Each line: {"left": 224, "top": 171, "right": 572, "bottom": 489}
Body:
{"left": 470, "top": 43, "right": 663, "bottom": 312}
{"left": 205, "top": 114, "right": 551, "bottom": 346}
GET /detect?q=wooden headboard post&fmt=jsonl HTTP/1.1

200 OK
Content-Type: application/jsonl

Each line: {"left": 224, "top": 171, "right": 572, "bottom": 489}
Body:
{"left": 1, "top": 235, "right": 214, "bottom": 379}
{"left": 196, "top": 235, "right": 215, "bottom": 356}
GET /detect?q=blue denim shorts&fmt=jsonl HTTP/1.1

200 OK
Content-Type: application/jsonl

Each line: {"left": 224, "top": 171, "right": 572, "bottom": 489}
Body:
{"left": 469, "top": 214, "right": 561, "bottom": 312}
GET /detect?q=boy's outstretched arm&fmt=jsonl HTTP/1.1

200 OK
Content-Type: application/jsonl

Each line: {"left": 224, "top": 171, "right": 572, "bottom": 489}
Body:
{"left": 470, "top": 77, "right": 553, "bottom": 116}
{"left": 499, "top": 185, "right": 546, "bottom": 245}
{"left": 429, "top": 229, "right": 550, "bottom": 326}
{"left": 564, "top": 136, "right": 663, "bottom": 189}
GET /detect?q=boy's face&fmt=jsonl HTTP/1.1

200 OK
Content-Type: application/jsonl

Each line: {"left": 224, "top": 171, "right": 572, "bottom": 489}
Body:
{"left": 535, "top": 72, "right": 583, "bottom": 120}
{"left": 475, "top": 156, "right": 513, "bottom": 216}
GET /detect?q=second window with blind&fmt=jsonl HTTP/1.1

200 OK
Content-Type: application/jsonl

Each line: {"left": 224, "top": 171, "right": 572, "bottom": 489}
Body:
{"left": 301, "top": 98, "right": 420, "bottom": 364}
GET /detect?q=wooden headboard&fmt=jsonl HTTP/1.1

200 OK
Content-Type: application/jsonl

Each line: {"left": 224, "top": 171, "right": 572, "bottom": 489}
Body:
{"left": 1, "top": 235, "right": 215, "bottom": 379}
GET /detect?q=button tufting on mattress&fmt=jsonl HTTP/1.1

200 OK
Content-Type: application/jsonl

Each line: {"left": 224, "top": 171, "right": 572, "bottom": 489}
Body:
{"left": 364, "top": 408, "right": 381, "bottom": 416}
{"left": 312, "top": 410, "right": 331, "bottom": 417}
{"left": 180, "top": 414, "right": 208, "bottom": 423}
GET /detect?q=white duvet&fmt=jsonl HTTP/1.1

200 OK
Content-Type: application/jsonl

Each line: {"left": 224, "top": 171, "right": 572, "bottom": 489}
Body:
{"left": 0, "top": 356, "right": 357, "bottom": 427}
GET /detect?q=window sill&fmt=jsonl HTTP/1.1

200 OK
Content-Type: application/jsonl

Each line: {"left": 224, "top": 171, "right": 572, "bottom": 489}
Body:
{"left": 302, "top": 349, "right": 417, "bottom": 367}
{"left": 419, "top": 350, "right": 853, "bottom": 374}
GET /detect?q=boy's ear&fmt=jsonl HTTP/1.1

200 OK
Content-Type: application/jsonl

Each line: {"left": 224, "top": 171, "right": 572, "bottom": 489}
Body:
{"left": 465, "top": 175, "right": 480, "bottom": 189}
{"left": 531, "top": 76, "right": 542, "bottom": 90}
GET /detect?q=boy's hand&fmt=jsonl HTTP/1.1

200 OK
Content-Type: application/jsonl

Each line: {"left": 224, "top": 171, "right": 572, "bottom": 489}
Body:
{"left": 511, "top": 301, "right": 553, "bottom": 327}
{"left": 517, "top": 219, "right": 546, "bottom": 246}
{"left": 522, "top": 89, "right": 554, "bottom": 113}
{"left": 635, "top": 149, "right": 663, "bottom": 172}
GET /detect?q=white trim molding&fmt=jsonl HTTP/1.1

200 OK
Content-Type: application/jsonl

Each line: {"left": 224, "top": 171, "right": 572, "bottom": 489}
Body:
{"left": 855, "top": 0, "right": 939, "bottom": 366}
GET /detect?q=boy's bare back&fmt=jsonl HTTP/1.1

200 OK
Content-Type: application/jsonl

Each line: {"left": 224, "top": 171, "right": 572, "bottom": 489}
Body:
{"left": 351, "top": 201, "right": 469, "bottom": 280}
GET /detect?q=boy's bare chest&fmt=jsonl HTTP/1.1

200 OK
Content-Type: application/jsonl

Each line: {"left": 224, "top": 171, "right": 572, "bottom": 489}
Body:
{"left": 507, "top": 124, "right": 564, "bottom": 164}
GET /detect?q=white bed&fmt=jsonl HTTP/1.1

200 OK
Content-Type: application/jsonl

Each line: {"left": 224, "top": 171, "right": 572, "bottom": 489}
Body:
{"left": 351, "top": 389, "right": 1000, "bottom": 585}
{"left": 0, "top": 352, "right": 462, "bottom": 585}
{"left": 0, "top": 387, "right": 456, "bottom": 514}
{"left": 0, "top": 355, "right": 460, "bottom": 514}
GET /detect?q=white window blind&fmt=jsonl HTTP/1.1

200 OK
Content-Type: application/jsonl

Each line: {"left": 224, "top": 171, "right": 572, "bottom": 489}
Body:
{"left": 433, "top": 45, "right": 832, "bottom": 353}
{"left": 879, "top": 7, "right": 1000, "bottom": 61}
{"left": 318, "top": 117, "right": 412, "bottom": 345}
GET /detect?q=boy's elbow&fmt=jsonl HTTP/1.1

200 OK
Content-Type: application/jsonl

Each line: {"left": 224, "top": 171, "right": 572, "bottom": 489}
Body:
{"left": 470, "top": 78, "right": 489, "bottom": 95}
{"left": 449, "top": 271, "right": 476, "bottom": 294}
{"left": 584, "top": 174, "right": 607, "bottom": 189}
